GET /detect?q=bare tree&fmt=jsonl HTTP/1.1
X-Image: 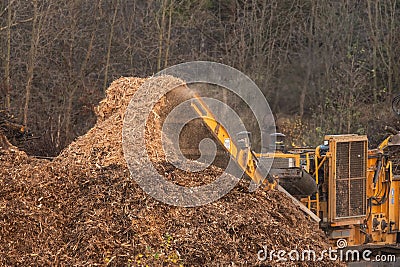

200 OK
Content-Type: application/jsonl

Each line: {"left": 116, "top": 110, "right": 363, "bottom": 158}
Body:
{"left": 103, "top": 0, "right": 119, "bottom": 92}
{"left": 23, "top": 0, "right": 51, "bottom": 125}
{"left": 4, "top": 0, "right": 12, "bottom": 110}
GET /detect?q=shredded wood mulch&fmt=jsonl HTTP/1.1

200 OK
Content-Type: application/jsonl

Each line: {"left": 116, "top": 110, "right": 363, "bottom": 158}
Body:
{"left": 0, "top": 76, "right": 342, "bottom": 266}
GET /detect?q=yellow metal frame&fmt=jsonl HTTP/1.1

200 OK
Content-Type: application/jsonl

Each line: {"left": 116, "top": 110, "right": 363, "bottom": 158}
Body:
{"left": 190, "top": 94, "right": 275, "bottom": 187}
{"left": 323, "top": 135, "right": 368, "bottom": 223}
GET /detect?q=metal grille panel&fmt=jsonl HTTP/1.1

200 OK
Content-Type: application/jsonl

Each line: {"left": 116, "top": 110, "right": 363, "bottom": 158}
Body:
{"left": 350, "top": 179, "right": 366, "bottom": 216}
{"left": 336, "top": 143, "right": 349, "bottom": 179}
{"left": 335, "top": 140, "right": 367, "bottom": 219}
{"left": 336, "top": 180, "right": 350, "bottom": 217}
{"left": 350, "top": 141, "right": 365, "bottom": 178}
{"left": 261, "top": 157, "right": 293, "bottom": 169}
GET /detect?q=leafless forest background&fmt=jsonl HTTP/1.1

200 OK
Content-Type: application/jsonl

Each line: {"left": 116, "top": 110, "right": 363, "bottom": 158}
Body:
{"left": 1, "top": 0, "right": 399, "bottom": 156}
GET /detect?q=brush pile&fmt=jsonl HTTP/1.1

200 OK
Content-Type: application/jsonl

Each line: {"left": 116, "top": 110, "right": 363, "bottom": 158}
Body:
{"left": 0, "top": 76, "right": 341, "bottom": 266}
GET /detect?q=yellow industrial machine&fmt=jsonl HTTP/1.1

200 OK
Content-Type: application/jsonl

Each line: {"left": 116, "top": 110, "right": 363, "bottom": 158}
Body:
{"left": 190, "top": 92, "right": 400, "bottom": 251}
{"left": 304, "top": 131, "right": 400, "bottom": 249}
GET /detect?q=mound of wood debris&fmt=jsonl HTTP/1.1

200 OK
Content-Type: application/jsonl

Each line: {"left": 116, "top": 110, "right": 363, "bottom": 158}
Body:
{"left": 0, "top": 76, "right": 341, "bottom": 266}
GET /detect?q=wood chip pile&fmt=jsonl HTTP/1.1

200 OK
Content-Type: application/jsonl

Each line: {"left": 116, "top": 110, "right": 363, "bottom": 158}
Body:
{"left": 0, "top": 76, "right": 342, "bottom": 266}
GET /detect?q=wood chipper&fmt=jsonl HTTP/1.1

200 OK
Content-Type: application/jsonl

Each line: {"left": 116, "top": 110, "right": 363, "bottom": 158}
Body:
{"left": 189, "top": 91, "right": 400, "bottom": 253}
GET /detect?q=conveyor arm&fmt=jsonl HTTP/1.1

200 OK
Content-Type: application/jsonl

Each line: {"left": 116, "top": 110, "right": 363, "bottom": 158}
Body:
{"left": 191, "top": 94, "right": 274, "bottom": 186}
